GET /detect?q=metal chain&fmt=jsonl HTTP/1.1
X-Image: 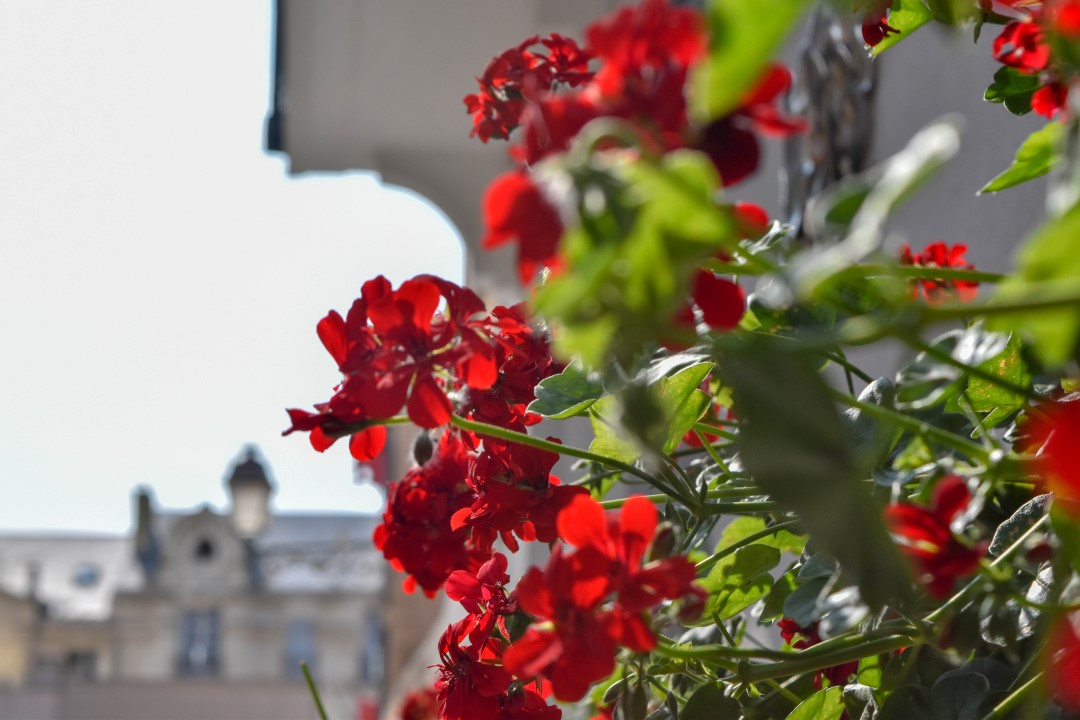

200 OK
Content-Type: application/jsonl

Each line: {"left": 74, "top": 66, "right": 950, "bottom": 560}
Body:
{"left": 781, "top": 2, "right": 878, "bottom": 240}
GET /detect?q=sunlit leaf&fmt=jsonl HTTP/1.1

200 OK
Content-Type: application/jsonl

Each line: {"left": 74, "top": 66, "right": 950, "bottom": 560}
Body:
{"left": 981, "top": 122, "right": 1063, "bottom": 194}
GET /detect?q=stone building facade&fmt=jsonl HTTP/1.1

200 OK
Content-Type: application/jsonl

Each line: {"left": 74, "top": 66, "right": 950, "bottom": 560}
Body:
{"left": 0, "top": 449, "right": 396, "bottom": 720}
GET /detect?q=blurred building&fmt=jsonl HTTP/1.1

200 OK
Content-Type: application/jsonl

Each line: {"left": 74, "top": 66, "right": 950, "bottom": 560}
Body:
{"left": 0, "top": 448, "right": 395, "bottom": 720}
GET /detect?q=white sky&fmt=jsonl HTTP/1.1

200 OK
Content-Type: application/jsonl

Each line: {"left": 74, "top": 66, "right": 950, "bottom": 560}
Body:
{"left": 0, "top": 2, "right": 464, "bottom": 532}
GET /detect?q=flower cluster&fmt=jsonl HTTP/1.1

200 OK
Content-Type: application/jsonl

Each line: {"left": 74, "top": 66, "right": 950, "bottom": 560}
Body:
{"left": 991, "top": 0, "right": 1080, "bottom": 118}
{"left": 431, "top": 497, "right": 703, "bottom": 720}
{"left": 884, "top": 475, "right": 985, "bottom": 598}
{"left": 898, "top": 241, "right": 980, "bottom": 303}
{"left": 778, "top": 618, "right": 860, "bottom": 687}
{"left": 283, "top": 275, "right": 556, "bottom": 460}
{"left": 504, "top": 495, "right": 704, "bottom": 701}
{"left": 469, "top": 0, "right": 804, "bottom": 285}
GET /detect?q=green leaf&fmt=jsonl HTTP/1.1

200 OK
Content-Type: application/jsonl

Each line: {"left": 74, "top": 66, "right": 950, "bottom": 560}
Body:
{"left": 857, "top": 653, "right": 884, "bottom": 688}
{"left": 871, "top": 0, "right": 936, "bottom": 55}
{"left": 723, "top": 343, "right": 914, "bottom": 610}
{"left": 589, "top": 396, "right": 641, "bottom": 464}
{"left": 988, "top": 202, "right": 1080, "bottom": 367}
{"left": 691, "top": 0, "right": 809, "bottom": 122}
{"left": 984, "top": 66, "right": 1040, "bottom": 116}
{"left": 783, "top": 576, "right": 828, "bottom": 627}
{"left": 981, "top": 122, "right": 1064, "bottom": 193}
{"left": 683, "top": 684, "right": 741, "bottom": 720}
{"left": 701, "top": 544, "right": 781, "bottom": 619}
{"left": 718, "top": 517, "right": 808, "bottom": 554}
{"left": 588, "top": 362, "right": 713, "bottom": 462}
{"left": 842, "top": 377, "right": 899, "bottom": 467}
{"left": 761, "top": 569, "right": 799, "bottom": 622}
{"left": 527, "top": 360, "right": 604, "bottom": 418}
{"left": 535, "top": 152, "right": 735, "bottom": 367}
{"left": 785, "top": 687, "right": 845, "bottom": 720}
{"left": 964, "top": 334, "right": 1030, "bottom": 415}
{"left": 655, "top": 362, "right": 714, "bottom": 454}
{"left": 989, "top": 493, "right": 1049, "bottom": 557}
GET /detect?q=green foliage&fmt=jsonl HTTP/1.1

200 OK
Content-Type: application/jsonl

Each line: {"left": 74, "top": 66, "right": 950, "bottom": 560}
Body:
{"left": 785, "top": 687, "right": 845, "bottom": 720}
{"left": 588, "top": 362, "right": 713, "bottom": 462}
{"left": 700, "top": 544, "right": 781, "bottom": 619}
{"left": 534, "top": 152, "right": 735, "bottom": 368}
{"left": 984, "top": 66, "right": 1041, "bottom": 116}
{"left": 962, "top": 333, "right": 1030, "bottom": 419}
{"left": 723, "top": 342, "right": 914, "bottom": 610}
{"left": 718, "top": 516, "right": 808, "bottom": 554}
{"left": 870, "top": 0, "right": 935, "bottom": 55}
{"left": 981, "top": 121, "right": 1064, "bottom": 193}
{"left": 528, "top": 360, "right": 604, "bottom": 418}
{"left": 989, "top": 201, "right": 1080, "bottom": 367}
{"left": 683, "top": 684, "right": 740, "bottom": 720}
{"left": 691, "top": 0, "right": 808, "bottom": 121}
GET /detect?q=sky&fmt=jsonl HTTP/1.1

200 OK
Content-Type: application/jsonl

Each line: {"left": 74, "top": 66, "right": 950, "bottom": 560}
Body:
{"left": 0, "top": 2, "right": 464, "bottom": 533}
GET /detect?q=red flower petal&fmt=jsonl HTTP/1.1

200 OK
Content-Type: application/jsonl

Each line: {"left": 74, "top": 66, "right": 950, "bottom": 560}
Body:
{"left": 407, "top": 373, "right": 453, "bottom": 429}
{"left": 316, "top": 310, "right": 349, "bottom": 368}
{"left": 348, "top": 425, "right": 386, "bottom": 462}
{"left": 309, "top": 426, "right": 336, "bottom": 453}
{"left": 556, "top": 494, "right": 610, "bottom": 550}
{"left": 692, "top": 270, "right": 746, "bottom": 330}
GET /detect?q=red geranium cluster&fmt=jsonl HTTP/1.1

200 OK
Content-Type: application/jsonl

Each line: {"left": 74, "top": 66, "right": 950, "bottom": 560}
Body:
{"left": 503, "top": 495, "right": 705, "bottom": 701}
{"left": 283, "top": 274, "right": 555, "bottom": 460}
{"left": 1028, "top": 397, "right": 1080, "bottom": 512}
{"left": 430, "top": 497, "right": 703, "bottom": 719}
{"left": 898, "top": 241, "right": 980, "bottom": 303}
{"left": 470, "top": 0, "right": 804, "bottom": 284}
{"left": 992, "top": 0, "right": 1079, "bottom": 118}
{"left": 884, "top": 475, "right": 985, "bottom": 598}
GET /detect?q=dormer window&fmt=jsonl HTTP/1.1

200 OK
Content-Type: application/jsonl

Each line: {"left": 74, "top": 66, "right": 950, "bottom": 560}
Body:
{"left": 71, "top": 562, "right": 102, "bottom": 588}
{"left": 194, "top": 538, "right": 215, "bottom": 561}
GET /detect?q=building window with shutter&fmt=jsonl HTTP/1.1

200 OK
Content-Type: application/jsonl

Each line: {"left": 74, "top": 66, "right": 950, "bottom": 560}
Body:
{"left": 179, "top": 610, "right": 220, "bottom": 676}
{"left": 285, "top": 620, "right": 317, "bottom": 679}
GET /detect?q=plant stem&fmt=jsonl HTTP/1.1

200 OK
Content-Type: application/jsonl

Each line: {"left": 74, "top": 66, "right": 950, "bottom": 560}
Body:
{"left": 979, "top": 673, "right": 1042, "bottom": 720}
{"left": 693, "top": 421, "right": 739, "bottom": 442}
{"left": 822, "top": 350, "right": 875, "bottom": 384}
{"left": 826, "top": 386, "right": 991, "bottom": 462}
{"left": 449, "top": 414, "right": 666, "bottom": 492}
{"left": 301, "top": 661, "right": 329, "bottom": 720}
{"left": 905, "top": 335, "right": 1039, "bottom": 404}
{"left": 696, "top": 520, "right": 802, "bottom": 572}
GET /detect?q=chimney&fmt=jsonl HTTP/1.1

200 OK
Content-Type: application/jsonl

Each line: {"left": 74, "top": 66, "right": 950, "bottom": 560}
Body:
{"left": 133, "top": 487, "right": 160, "bottom": 583}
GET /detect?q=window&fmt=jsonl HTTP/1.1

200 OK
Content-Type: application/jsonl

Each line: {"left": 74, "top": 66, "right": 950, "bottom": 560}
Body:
{"left": 194, "top": 537, "right": 215, "bottom": 561}
{"left": 64, "top": 651, "right": 97, "bottom": 681}
{"left": 359, "top": 615, "right": 384, "bottom": 685}
{"left": 179, "top": 610, "right": 220, "bottom": 676}
{"left": 71, "top": 563, "right": 101, "bottom": 588}
{"left": 285, "top": 620, "right": 317, "bottom": 679}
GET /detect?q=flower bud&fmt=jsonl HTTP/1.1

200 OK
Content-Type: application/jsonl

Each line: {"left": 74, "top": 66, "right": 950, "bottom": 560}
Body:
{"left": 412, "top": 431, "right": 434, "bottom": 466}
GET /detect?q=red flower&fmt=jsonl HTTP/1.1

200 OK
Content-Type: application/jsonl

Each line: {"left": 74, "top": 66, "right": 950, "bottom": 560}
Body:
{"left": 557, "top": 494, "right": 702, "bottom": 619}
{"left": 1029, "top": 398, "right": 1080, "bottom": 514}
{"left": 691, "top": 269, "right": 746, "bottom": 331}
{"left": 777, "top": 619, "right": 859, "bottom": 687}
{"left": 453, "top": 440, "right": 588, "bottom": 554}
{"left": 446, "top": 551, "right": 518, "bottom": 643}
{"left": 481, "top": 171, "right": 565, "bottom": 284}
{"left": 861, "top": 0, "right": 900, "bottom": 47}
{"left": 400, "top": 687, "right": 440, "bottom": 720}
{"left": 464, "top": 34, "right": 594, "bottom": 143}
{"left": 1048, "top": 0, "right": 1080, "bottom": 38}
{"left": 374, "top": 432, "right": 488, "bottom": 596}
{"left": 435, "top": 620, "right": 514, "bottom": 720}
{"left": 898, "top": 241, "right": 980, "bottom": 303}
{"left": 884, "top": 475, "right": 985, "bottom": 598}
{"left": 696, "top": 65, "right": 806, "bottom": 186}
{"left": 1033, "top": 82, "right": 1069, "bottom": 118}
{"left": 502, "top": 545, "right": 620, "bottom": 702}
{"left": 586, "top": 0, "right": 706, "bottom": 100}
{"left": 993, "top": 20, "right": 1051, "bottom": 72}
{"left": 1047, "top": 613, "right": 1080, "bottom": 712}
